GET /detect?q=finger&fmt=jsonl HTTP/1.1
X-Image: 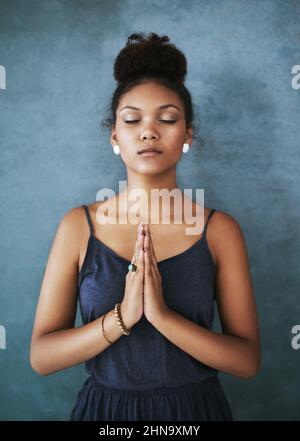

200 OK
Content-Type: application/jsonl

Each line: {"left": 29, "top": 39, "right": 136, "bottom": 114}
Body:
{"left": 143, "top": 226, "right": 150, "bottom": 258}
{"left": 144, "top": 229, "right": 156, "bottom": 278}
{"left": 146, "top": 226, "right": 161, "bottom": 278}
{"left": 132, "top": 225, "right": 144, "bottom": 264}
{"left": 145, "top": 224, "right": 159, "bottom": 270}
{"left": 146, "top": 224, "right": 157, "bottom": 261}
{"left": 138, "top": 236, "right": 144, "bottom": 273}
{"left": 131, "top": 235, "right": 139, "bottom": 263}
{"left": 143, "top": 235, "right": 152, "bottom": 277}
{"left": 136, "top": 226, "right": 145, "bottom": 269}
{"left": 144, "top": 225, "right": 154, "bottom": 263}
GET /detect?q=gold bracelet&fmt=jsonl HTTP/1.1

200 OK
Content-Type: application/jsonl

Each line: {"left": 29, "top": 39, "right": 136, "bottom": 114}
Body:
{"left": 101, "top": 312, "right": 113, "bottom": 345}
{"left": 114, "top": 302, "right": 130, "bottom": 336}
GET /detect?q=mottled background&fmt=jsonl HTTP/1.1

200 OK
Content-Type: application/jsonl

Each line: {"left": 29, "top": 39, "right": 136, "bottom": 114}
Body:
{"left": 0, "top": 0, "right": 300, "bottom": 421}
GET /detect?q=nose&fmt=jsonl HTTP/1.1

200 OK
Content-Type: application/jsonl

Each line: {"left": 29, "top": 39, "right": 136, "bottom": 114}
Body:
{"left": 140, "top": 123, "right": 159, "bottom": 142}
{"left": 141, "top": 131, "right": 158, "bottom": 142}
{"left": 143, "top": 135, "right": 156, "bottom": 141}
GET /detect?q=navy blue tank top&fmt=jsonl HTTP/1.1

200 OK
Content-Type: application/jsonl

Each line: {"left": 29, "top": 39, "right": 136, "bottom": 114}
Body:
{"left": 78, "top": 205, "right": 218, "bottom": 391}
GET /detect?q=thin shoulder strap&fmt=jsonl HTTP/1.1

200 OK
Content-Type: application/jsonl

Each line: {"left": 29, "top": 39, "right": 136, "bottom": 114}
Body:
{"left": 203, "top": 208, "right": 216, "bottom": 238}
{"left": 82, "top": 205, "right": 94, "bottom": 236}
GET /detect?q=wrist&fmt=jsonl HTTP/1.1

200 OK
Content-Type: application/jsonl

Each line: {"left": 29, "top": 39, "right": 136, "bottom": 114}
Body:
{"left": 150, "top": 306, "right": 171, "bottom": 328}
{"left": 120, "top": 302, "right": 135, "bottom": 330}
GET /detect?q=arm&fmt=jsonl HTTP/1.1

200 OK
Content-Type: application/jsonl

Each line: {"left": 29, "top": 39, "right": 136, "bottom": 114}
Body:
{"left": 29, "top": 208, "right": 132, "bottom": 376}
{"left": 151, "top": 212, "right": 261, "bottom": 380}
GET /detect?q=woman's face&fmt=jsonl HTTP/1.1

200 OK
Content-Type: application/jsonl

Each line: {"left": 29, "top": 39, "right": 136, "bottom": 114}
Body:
{"left": 111, "top": 81, "right": 192, "bottom": 176}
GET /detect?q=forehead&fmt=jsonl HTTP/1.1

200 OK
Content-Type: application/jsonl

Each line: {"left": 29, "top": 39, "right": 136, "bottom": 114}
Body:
{"left": 117, "top": 82, "right": 182, "bottom": 112}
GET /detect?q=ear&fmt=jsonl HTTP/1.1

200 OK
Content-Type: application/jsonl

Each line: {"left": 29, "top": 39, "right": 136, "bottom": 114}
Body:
{"left": 185, "top": 126, "right": 193, "bottom": 148}
{"left": 110, "top": 125, "right": 117, "bottom": 147}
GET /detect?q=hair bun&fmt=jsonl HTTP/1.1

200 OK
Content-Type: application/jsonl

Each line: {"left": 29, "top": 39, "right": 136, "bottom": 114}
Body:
{"left": 127, "top": 32, "right": 170, "bottom": 45}
{"left": 114, "top": 32, "right": 187, "bottom": 84}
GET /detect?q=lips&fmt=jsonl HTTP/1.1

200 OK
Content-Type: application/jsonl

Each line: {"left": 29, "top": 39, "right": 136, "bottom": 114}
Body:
{"left": 138, "top": 146, "right": 162, "bottom": 154}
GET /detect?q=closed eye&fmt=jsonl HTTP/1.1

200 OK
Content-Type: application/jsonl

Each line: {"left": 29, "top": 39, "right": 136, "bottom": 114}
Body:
{"left": 125, "top": 120, "right": 177, "bottom": 124}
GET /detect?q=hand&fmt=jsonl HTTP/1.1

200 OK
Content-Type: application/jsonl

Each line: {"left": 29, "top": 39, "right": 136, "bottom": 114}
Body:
{"left": 143, "top": 223, "right": 169, "bottom": 325}
{"left": 121, "top": 223, "right": 145, "bottom": 329}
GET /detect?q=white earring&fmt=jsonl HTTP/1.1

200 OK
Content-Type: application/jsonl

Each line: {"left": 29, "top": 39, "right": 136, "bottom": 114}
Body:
{"left": 113, "top": 144, "right": 120, "bottom": 155}
{"left": 182, "top": 143, "right": 190, "bottom": 153}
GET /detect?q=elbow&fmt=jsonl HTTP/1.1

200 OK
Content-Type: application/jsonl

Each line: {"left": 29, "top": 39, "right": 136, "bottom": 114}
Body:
{"left": 30, "top": 343, "right": 49, "bottom": 376}
{"left": 30, "top": 354, "right": 48, "bottom": 376}
{"left": 31, "top": 365, "right": 47, "bottom": 376}
{"left": 240, "top": 359, "right": 261, "bottom": 380}
{"left": 30, "top": 360, "right": 49, "bottom": 376}
{"left": 242, "top": 368, "right": 259, "bottom": 380}
{"left": 239, "top": 341, "right": 261, "bottom": 380}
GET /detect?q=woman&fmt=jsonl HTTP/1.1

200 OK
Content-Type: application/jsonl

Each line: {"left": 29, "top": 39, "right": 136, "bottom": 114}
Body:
{"left": 30, "top": 32, "right": 261, "bottom": 421}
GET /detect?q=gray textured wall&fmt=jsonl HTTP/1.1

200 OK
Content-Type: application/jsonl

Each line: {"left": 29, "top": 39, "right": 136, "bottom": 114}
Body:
{"left": 1, "top": 0, "right": 300, "bottom": 421}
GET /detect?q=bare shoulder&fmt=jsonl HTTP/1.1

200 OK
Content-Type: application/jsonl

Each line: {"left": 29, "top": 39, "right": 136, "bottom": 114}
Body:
{"left": 58, "top": 205, "right": 96, "bottom": 265}
{"left": 61, "top": 205, "right": 86, "bottom": 229}
{"left": 73, "top": 202, "right": 108, "bottom": 269}
{"left": 60, "top": 205, "right": 87, "bottom": 244}
{"left": 205, "top": 209, "right": 246, "bottom": 267}
{"left": 210, "top": 209, "right": 243, "bottom": 237}
{"left": 63, "top": 202, "right": 104, "bottom": 231}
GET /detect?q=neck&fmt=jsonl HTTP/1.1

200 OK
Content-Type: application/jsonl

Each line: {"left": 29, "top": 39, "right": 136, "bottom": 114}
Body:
{"left": 117, "top": 170, "right": 187, "bottom": 224}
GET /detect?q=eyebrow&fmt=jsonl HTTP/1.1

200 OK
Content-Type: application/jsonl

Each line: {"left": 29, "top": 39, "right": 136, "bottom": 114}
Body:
{"left": 119, "top": 104, "right": 181, "bottom": 113}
